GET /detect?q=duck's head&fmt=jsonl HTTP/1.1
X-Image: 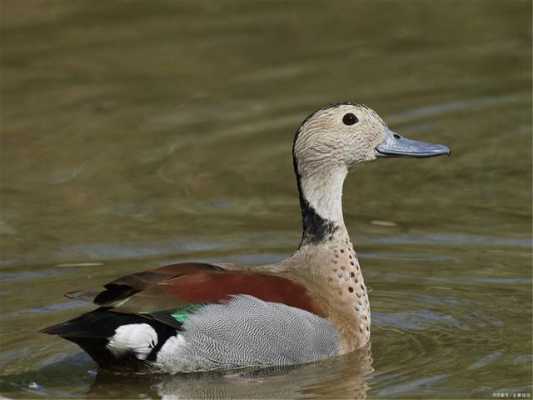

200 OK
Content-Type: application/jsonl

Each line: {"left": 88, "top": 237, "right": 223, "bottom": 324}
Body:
{"left": 293, "top": 103, "right": 450, "bottom": 177}
{"left": 292, "top": 103, "right": 450, "bottom": 245}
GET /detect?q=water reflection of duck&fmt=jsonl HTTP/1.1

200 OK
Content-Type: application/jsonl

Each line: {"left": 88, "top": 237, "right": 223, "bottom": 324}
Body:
{"left": 88, "top": 348, "right": 373, "bottom": 399}
{"left": 42, "top": 103, "right": 449, "bottom": 374}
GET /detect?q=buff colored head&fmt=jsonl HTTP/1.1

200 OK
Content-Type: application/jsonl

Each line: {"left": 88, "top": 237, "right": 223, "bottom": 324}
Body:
{"left": 293, "top": 103, "right": 450, "bottom": 177}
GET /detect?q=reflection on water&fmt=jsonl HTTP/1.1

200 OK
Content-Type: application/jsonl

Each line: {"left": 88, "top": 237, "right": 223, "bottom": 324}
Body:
{"left": 1, "top": 0, "right": 531, "bottom": 398}
{"left": 2, "top": 349, "right": 373, "bottom": 399}
{"left": 91, "top": 349, "right": 372, "bottom": 399}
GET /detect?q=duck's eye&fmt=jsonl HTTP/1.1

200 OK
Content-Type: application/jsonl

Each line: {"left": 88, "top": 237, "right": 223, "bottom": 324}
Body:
{"left": 342, "top": 113, "right": 358, "bottom": 126}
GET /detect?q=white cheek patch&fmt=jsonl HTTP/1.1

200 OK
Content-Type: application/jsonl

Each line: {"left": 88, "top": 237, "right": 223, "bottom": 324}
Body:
{"left": 107, "top": 323, "right": 158, "bottom": 360}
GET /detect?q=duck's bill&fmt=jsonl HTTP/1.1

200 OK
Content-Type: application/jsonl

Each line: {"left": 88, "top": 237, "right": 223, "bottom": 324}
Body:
{"left": 376, "top": 129, "right": 450, "bottom": 158}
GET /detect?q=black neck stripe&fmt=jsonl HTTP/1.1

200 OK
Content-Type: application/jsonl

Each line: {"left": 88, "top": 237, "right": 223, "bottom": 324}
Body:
{"left": 292, "top": 109, "right": 340, "bottom": 247}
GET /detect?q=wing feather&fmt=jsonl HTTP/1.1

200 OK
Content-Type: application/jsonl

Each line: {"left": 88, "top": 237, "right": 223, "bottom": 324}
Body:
{"left": 62, "top": 262, "right": 324, "bottom": 330}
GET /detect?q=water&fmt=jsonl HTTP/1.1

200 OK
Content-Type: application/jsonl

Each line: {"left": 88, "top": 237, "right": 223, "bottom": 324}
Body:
{"left": 1, "top": 1, "right": 531, "bottom": 398}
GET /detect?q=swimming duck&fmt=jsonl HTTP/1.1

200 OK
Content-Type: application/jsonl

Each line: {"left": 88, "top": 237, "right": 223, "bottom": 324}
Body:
{"left": 42, "top": 103, "right": 450, "bottom": 373}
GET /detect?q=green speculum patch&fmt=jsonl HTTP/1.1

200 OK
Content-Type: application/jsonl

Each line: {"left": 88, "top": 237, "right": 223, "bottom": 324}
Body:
{"left": 170, "top": 304, "right": 203, "bottom": 323}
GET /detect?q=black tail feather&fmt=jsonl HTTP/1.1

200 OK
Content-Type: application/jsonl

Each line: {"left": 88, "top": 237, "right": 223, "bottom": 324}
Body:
{"left": 41, "top": 308, "right": 126, "bottom": 338}
{"left": 41, "top": 309, "right": 176, "bottom": 371}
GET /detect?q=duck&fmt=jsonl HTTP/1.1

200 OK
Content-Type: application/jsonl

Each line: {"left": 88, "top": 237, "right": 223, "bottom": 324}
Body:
{"left": 42, "top": 102, "right": 450, "bottom": 374}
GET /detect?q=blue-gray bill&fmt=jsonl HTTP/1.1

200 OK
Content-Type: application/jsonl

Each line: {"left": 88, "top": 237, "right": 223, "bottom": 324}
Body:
{"left": 376, "top": 129, "right": 450, "bottom": 158}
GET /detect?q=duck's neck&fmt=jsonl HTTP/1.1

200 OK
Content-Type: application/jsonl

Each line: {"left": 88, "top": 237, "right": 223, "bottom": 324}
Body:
{"left": 295, "top": 165, "right": 349, "bottom": 247}
{"left": 289, "top": 162, "right": 370, "bottom": 351}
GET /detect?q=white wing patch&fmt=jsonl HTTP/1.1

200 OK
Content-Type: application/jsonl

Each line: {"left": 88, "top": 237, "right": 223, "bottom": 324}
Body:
{"left": 107, "top": 323, "right": 158, "bottom": 360}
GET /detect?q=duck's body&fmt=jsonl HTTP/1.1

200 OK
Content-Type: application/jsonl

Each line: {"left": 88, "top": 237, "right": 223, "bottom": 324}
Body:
{"left": 43, "top": 103, "right": 449, "bottom": 373}
{"left": 43, "top": 231, "right": 368, "bottom": 373}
